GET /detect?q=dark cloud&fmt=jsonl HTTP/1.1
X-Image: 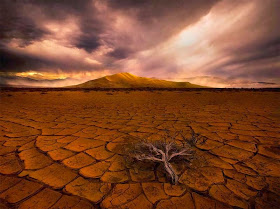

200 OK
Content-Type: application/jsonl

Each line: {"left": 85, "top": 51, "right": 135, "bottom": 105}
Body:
{"left": 108, "top": 48, "right": 132, "bottom": 59}
{"left": 75, "top": 20, "right": 103, "bottom": 53}
{"left": 0, "top": 48, "right": 103, "bottom": 73}
{"left": 207, "top": 37, "right": 280, "bottom": 80}
{"left": 0, "top": 48, "right": 51, "bottom": 72}
{"left": 189, "top": 0, "right": 280, "bottom": 83}
{"left": 0, "top": 0, "right": 106, "bottom": 72}
{"left": 29, "top": 0, "right": 104, "bottom": 52}
{"left": 212, "top": 38, "right": 280, "bottom": 75}
{"left": 24, "top": 0, "right": 93, "bottom": 20}
{"left": 107, "top": 0, "right": 219, "bottom": 25}
{"left": 75, "top": 35, "right": 100, "bottom": 53}
{"left": 104, "top": 0, "right": 220, "bottom": 58}
{"left": 0, "top": 0, "right": 48, "bottom": 46}
{"left": 0, "top": 0, "right": 103, "bottom": 52}
{"left": 257, "top": 82, "right": 277, "bottom": 85}
{"left": 0, "top": 0, "right": 220, "bottom": 62}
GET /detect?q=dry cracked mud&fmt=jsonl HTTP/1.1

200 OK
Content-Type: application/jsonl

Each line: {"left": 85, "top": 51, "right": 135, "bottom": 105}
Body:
{"left": 0, "top": 90, "right": 279, "bottom": 209}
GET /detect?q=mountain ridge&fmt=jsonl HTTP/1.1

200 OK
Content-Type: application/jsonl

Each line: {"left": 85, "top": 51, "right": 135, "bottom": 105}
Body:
{"left": 67, "top": 72, "right": 209, "bottom": 88}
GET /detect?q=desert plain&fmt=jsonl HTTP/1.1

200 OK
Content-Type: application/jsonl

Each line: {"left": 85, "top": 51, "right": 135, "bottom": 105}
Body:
{"left": 0, "top": 89, "right": 279, "bottom": 209}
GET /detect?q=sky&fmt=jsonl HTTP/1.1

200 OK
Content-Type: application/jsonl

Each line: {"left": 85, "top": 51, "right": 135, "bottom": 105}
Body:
{"left": 0, "top": 0, "right": 279, "bottom": 87}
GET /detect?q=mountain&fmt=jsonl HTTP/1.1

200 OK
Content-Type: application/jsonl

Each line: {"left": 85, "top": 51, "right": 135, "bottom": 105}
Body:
{"left": 67, "top": 72, "right": 208, "bottom": 88}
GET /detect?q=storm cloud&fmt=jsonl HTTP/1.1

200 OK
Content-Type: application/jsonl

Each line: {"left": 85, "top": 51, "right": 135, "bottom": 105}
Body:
{"left": 0, "top": 0, "right": 279, "bottom": 87}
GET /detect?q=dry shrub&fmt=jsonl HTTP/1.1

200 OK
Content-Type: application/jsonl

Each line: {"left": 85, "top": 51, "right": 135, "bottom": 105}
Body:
{"left": 124, "top": 130, "right": 198, "bottom": 184}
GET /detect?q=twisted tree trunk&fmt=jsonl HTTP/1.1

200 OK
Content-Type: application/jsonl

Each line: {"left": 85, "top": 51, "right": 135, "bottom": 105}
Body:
{"left": 163, "top": 157, "right": 178, "bottom": 184}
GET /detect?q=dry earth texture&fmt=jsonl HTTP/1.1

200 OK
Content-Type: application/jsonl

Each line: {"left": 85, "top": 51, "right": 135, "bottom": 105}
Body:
{"left": 0, "top": 90, "right": 279, "bottom": 209}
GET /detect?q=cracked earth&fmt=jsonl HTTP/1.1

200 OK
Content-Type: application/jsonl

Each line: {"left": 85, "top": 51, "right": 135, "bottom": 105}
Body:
{"left": 0, "top": 90, "right": 279, "bottom": 209}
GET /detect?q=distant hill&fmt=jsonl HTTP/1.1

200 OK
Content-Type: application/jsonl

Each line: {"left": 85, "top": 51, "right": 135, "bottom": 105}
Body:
{"left": 67, "top": 72, "right": 208, "bottom": 88}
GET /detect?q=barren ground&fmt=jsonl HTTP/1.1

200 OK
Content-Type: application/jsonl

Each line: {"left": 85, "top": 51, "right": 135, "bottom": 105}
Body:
{"left": 0, "top": 90, "right": 279, "bottom": 209}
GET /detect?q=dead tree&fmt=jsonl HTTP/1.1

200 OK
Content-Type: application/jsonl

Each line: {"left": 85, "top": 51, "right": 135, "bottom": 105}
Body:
{"left": 126, "top": 131, "right": 197, "bottom": 184}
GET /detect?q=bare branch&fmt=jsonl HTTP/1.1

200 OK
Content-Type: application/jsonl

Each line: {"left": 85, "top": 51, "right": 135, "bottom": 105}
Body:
{"left": 168, "top": 149, "right": 193, "bottom": 161}
{"left": 135, "top": 154, "right": 163, "bottom": 162}
{"left": 143, "top": 142, "right": 165, "bottom": 156}
{"left": 165, "top": 141, "right": 173, "bottom": 159}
